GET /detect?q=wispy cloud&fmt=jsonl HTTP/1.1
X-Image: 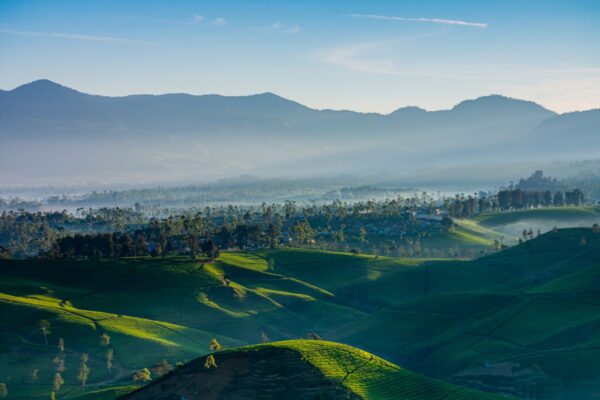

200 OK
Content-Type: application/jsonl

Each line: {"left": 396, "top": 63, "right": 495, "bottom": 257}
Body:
{"left": 0, "top": 27, "right": 152, "bottom": 44}
{"left": 212, "top": 17, "right": 226, "bottom": 26}
{"left": 324, "top": 38, "right": 450, "bottom": 78}
{"left": 350, "top": 13, "right": 488, "bottom": 28}
{"left": 192, "top": 15, "right": 226, "bottom": 26}
{"left": 267, "top": 21, "right": 302, "bottom": 33}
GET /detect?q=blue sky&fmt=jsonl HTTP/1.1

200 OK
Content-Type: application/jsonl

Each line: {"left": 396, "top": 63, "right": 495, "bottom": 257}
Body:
{"left": 1, "top": 0, "right": 599, "bottom": 113}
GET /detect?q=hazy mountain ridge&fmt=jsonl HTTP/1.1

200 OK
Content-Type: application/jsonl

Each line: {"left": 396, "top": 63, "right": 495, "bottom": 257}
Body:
{"left": 0, "top": 80, "right": 597, "bottom": 185}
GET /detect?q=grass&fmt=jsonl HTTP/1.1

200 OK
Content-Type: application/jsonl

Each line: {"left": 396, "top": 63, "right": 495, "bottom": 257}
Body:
{"left": 130, "top": 339, "right": 507, "bottom": 399}
{"left": 2, "top": 228, "right": 600, "bottom": 399}
{"left": 475, "top": 206, "right": 600, "bottom": 226}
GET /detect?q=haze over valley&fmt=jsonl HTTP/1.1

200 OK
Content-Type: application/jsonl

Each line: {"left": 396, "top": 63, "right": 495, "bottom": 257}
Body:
{"left": 1, "top": 1, "right": 600, "bottom": 400}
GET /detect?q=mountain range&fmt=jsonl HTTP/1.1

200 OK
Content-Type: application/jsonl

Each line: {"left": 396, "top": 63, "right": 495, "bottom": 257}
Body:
{"left": 1, "top": 80, "right": 598, "bottom": 186}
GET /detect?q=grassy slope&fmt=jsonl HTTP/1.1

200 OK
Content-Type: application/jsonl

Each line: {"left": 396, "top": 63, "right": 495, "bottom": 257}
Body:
{"left": 475, "top": 206, "right": 600, "bottom": 226}
{"left": 125, "top": 340, "right": 506, "bottom": 400}
{"left": 0, "top": 254, "right": 368, "bottom": 399}
{"left": 2, "top": 227, "right": 600, "bottom": 399}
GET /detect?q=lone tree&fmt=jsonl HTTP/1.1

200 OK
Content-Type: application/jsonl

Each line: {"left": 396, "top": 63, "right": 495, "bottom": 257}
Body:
{"left": 204, "top": 354, "right": 218, "bottom": 392}
{"left": 100, "top": 333, "right": 111, "bottom": 347}
{"left": 58, "top": 338, "right": 65, "bottom": 353}
{"left": 151, "top": 359, "right": 173, "bottom": 378}
{"left": 78, "top": 353, "right": 90, "bottom": 387}
{"left": 261, "top": 332, "right": 270, "bottom": 343}
{"left": 53, "top": 355, "right": 65, "bottom": 373}
{"left": 132, "top": 368, "right": 152, "bottom": 384}
{"left": 106, "top": 348, "right": 114, "bottom": 371}
{"left": 209, "top": 338, "right": 222, "bottom": 352}
{"left": 39, "top": 319, "right": 51, "bottom": 345}
{"left": 204, "top": 354, "right": 217, "bottom": 369}
{"left": 53, "top": 372, "right": 64, "bottom": 391}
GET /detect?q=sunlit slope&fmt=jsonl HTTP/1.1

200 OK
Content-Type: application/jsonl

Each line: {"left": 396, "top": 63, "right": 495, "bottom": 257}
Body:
{"left": 122, "top": 340, "right": 507, "bottom": 400}
{"left": 331, "top": 229, "right": 600, "bottom": 399}
{"left": 474, "top": 206, "right": 600, "bottom": 237}
{"left": 0, "top": 255, "right": 368, "bottom": 399}
{"left": 2, "top": 228, "right": 600, "bottom": 399}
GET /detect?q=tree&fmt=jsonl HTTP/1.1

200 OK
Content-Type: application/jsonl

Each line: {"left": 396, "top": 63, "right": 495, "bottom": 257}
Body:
{"left": 261, "top": 332, "right": 270, "bottom": 343}
{"left": 78, "top": 353, "right": 90, "bottom": 387}
{"left": 204, "top": 354, "right": 217, "bottom": 369}
{"left": 358, "top": 226, "right": 367, "bottom": 244}
{"left": 209, "top": 338, "right": 222, "bottom": 351}
{"left": 201, "top": 239, "right": 219, "bottom": 260}
{"left": 100, "top": 333, "right": 111, "bottom": 347}
{"left": 53, "top": 372, "right": 64, "bottom": 391}
{"left": 151, "top": 359, "right": 173, "bottom": 378}
{"left": 39, "top": 319, "right": 51, "bottom": 345}
{"left": 133, "top": 368, "right": 152, "bottom": 384}
{"left": 0, "top": 383, "right": 6, "bottom": 399}
{"left": 106, "top": 348, "right": 114, "bottom": 371}
{"left": 204, "top": 354, "right": 218, "bottom": 392}
{"left": 0, "top": 246, "right": 11, "bottom": 260}
{"left": 267, "top": 223, "right": 281, "bottom": 248}
{"left": 58, "top": 338, "right": 65, "bottom": 353}
{"left": 53, "top": 355, "right": 65, "bottom": 373}
{"left": 188, "top": 234, "right": 199, "bottom": 259}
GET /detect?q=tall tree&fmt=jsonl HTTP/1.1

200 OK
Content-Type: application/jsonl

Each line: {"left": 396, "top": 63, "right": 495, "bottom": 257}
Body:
{"left": 77, "top": 353, "right": 90, "bottom": 387}
{"left": 39, "top": 320, "right": 51, "bottom": 345}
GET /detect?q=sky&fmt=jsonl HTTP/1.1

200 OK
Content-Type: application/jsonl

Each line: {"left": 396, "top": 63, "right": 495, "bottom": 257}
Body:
{"left": 1, "top": 0, "right": 600, "bottom": 113}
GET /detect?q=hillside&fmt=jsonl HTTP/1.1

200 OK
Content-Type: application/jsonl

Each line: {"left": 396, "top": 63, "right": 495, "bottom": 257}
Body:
{"left": 474, "top": 206, "right": 600, "bottom": 236}
{"left": 0, "top": 80, "right": 571, "bottom": 185}
{"left": 1, "top": 228, "right": 600, "bottom": 398}
{"left": 121, "top": 340, "right": 505, "bottom": 400}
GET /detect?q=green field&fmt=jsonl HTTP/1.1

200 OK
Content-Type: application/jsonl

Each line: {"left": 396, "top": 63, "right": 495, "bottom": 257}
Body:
{"left": 1, "top": 227, "right": 600, "bottom": 399}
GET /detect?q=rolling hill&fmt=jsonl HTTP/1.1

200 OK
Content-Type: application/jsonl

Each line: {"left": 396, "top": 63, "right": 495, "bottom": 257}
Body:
{"left": 1, "top": 228, "right": 600, "bottom": 398}
{"left": 121, "top": 340, "right": 506, "bottom": 400}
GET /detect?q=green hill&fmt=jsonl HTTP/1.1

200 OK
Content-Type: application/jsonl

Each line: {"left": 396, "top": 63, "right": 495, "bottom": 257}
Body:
{"left": 474, "top": 206, "right": 600, "bottom": 237}
{"left": 1, "top": 228, "right": 600, "bottom": 399}
{"left": 121, "top": 340, "right": 506, "bottom": 400}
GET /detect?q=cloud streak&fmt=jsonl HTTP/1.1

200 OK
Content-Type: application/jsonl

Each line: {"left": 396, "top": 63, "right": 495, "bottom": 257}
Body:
{"left": 267, "top": 22, "right": 302, "bottom": 33}
{"left": 350, "top": 13, "right": 488, "bottom": 28}
{"left": 0, "top": 27, "right": 152, "bottom": 44}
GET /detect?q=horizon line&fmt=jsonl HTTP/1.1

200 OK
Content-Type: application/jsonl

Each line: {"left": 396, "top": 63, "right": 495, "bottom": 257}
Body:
{"left": 6, "top": 78, "right": 596, "bottom": 115}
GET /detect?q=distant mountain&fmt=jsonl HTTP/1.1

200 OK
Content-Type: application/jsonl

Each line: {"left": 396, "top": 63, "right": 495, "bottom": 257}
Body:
{"left": 0, "top": 79, "right": 596, "bottom": 186}
{"left": 533, "top": 109, "right": 600, "bottom": 153}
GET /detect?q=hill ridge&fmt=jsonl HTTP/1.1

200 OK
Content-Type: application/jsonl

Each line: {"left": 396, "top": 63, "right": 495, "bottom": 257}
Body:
{"left": 120, "top": 340, "right": 507, "bottom": 400}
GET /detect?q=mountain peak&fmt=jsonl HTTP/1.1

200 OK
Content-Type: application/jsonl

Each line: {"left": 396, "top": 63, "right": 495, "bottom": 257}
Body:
{"left": 10, "top": 79, "right": 83, "bottom": 99}
{"left": 452, "top": 94, "right": 556, "bottom": 115}
{"left": 13, "top": 79, "right": 72, "bottom": 91}
{"left": 389, "top": 105, "right": 427, "bottom": 117}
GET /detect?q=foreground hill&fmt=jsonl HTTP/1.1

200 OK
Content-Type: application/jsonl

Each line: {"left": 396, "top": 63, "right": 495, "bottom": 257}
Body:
{"left": 1, "top": 228, "right": 600, "bottom": 398}
{"left": 121, "top": 340, "right": 505, "bottom": 400}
